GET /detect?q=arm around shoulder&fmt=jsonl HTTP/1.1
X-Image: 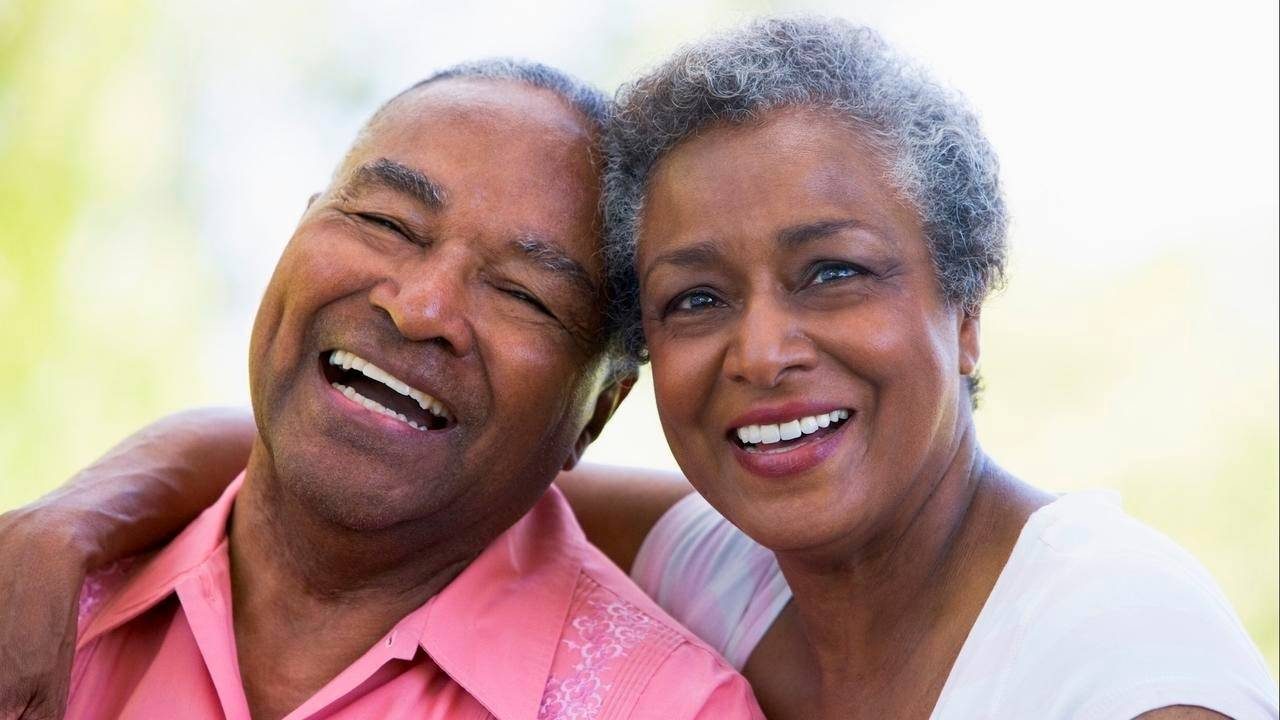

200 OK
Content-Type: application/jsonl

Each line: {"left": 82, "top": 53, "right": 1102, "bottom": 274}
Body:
{"left": 35, "top": 405, "right": 255, "bottom": 565}
{"left": 0, "top": 406, "right": 254, "bottom": 720}
{"left": 554, "top": 462, "right": 693, "bottom": 573}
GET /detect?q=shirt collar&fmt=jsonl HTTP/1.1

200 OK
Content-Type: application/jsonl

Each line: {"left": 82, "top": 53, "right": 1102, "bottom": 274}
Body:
{"left": 418, "top": 484, "right": 585, "bottom": 720}
{"left": 78, "top": 473, "right": 245, "bottom": 647}
{"left": 78, "top": 471, "right": 589, "bottom": 720}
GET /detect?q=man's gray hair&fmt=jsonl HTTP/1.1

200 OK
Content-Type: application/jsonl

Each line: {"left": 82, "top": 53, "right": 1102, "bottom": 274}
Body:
{"left": 355, "top": 58, "right": 611, "bottom": 162}
{"left": 603, "top": 16, "right": 1009, "bottom": 371}
{"left": 407, "top": 58, "right": 610, "bottom": 132}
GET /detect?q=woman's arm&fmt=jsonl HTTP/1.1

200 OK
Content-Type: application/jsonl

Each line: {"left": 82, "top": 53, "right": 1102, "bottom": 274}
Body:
{"left": 555, "top": 462, "right": 693, "bottom": 573}
{"left": 0, "top": 406, "right": 255, "bottom": 720}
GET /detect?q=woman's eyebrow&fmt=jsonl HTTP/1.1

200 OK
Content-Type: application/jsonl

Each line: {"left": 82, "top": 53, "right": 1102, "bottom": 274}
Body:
{"left": 643, "top": 240, "right": 726, "bottom": 284}
{"left": 643, "top": 221, "right": 883, "bottom": 284}
{"left": 776, "top": 219, "right": 864, "bottom": 248}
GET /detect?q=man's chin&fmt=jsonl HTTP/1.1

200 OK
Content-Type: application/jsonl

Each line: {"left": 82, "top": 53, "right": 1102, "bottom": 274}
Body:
{"left": 265, "top": 452, "right": 456, "bottom": 533}
{"left": 290, "top": 477, "right": 410, "bottom": 531}
{"left": 251, "top": 415, "right": 456, "bottom": 530}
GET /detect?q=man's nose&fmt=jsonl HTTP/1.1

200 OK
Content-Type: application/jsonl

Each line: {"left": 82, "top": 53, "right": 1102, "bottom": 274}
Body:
{"left": 722, "top": 295, "right": 817, "bottom": 388}
{"left": 368, "top": 256, "right": 474, "bottom": 356}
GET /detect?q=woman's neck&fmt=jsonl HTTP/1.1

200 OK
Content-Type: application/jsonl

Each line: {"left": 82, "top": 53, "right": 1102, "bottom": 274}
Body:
{"left": 771, "top": 422, "right": 1051, "bottom": 719}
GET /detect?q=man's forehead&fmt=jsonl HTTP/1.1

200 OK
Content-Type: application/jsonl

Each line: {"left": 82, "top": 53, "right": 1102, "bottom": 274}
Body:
{"left": 375, "top": 77, "right": 594, "bottom": 144}
{"left": 335, "top": 79, "right": 606, "bottom": 277}
{"left": 345, "top": 79, "right": 599, "bottom": 201}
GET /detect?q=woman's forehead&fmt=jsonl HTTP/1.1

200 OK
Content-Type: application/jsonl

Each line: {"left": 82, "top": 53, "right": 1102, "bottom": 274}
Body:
{"left": 638, "top": 108, "right": 916, "bottom": 251}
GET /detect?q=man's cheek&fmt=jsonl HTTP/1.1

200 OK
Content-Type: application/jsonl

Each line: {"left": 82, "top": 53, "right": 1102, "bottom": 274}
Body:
{"left": 248, "top": 282, "right": 286, "bottom": 384}
{"left": 489, "top": 343, "right": 580, "bottom": 419}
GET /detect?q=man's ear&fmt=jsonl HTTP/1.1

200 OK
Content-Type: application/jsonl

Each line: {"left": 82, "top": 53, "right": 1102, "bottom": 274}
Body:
{"left": 563, "top": 370, "right": 637, "bottom": 472}
{"left": 958, "top": 308, "right": 981, "bottom": 377}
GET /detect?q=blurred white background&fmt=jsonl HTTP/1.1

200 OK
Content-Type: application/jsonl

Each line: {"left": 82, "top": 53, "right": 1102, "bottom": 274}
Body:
{"left": 1, "top": 0, "right": 1275, "bottom": 672}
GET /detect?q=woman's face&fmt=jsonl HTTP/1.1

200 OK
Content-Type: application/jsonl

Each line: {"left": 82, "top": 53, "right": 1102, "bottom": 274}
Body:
{"left": 637, "top": 107, "right": 980, "bottom": 554}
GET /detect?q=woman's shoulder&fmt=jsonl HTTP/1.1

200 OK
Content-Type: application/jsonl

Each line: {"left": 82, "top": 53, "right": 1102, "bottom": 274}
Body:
{"left": 630, "top": 492, "right": 791, "bottom": 669}
{"left": 939, "top": 491, "right": 1278, "bottom": 720}
{"left": 1011, "top": 491, "right": 1249, "bottom": 624}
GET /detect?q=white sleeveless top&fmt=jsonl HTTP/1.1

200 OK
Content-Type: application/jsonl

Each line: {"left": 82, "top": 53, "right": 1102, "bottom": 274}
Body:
{"left": 630, "top": 490, "right": 1279, "bottom": 719}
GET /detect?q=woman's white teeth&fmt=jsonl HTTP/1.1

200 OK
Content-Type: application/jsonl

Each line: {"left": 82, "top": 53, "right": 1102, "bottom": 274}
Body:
{"left": 760, "top": 423, "right": 782, "bottom": 444}
{"left": 735, "top": 409, "right": 850, "bottom": 446}
{"left": 328, "top": 349, "right": 451, "bottom": 421}
{"left": 778, "top": 420, "right": 801, "bottom": 441}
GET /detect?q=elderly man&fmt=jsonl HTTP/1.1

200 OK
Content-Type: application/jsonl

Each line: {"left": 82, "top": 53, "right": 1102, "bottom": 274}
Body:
{"left": 45, "top": 61, "right": 760, "bottom": 720}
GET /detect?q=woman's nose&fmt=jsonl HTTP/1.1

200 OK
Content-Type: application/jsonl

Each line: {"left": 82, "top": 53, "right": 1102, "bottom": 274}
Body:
{"left": 722, "top": 296, "right": 817, "bottom": 388}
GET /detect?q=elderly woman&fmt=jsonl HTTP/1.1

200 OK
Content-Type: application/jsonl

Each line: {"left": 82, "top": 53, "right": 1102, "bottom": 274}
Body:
{"left": 2, "top": 16, "right": 1275, "bottom": 720}
{"left": 599, "top": 18, "right": 1276, "bottom": 718}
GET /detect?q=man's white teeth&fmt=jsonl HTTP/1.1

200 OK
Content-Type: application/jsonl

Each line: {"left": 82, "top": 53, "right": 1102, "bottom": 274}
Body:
{"left": 328, "top": 350, "right": 451, "bottom": 421}
{"left": 332, "top": 382, "right": 428, "bottom": 431}
{"left": 734, "top": 409, "right": 850, "bottom": 446}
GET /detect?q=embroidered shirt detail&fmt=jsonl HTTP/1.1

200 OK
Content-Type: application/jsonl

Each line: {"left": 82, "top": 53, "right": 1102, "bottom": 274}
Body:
{"left": 537, "top": 598, "right": 655, "bottom": 720}
{"left": 77, "top": 558, "right": 139, "bottom": 632}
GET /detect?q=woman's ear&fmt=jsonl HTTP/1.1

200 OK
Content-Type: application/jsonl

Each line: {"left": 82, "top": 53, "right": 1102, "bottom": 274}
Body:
{"left": 958, "top": 309, "right": 981, "bottom": 377}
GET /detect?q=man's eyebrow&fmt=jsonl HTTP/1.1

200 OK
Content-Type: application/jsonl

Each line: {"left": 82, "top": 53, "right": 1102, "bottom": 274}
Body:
{"left": 777, "top": 219, "right": 863, "bottom": 248}
{"left": 510, "top": 234, "right": 599, "bottom": 298}
{"left": 643, "top": 240, "right": 726, "bottom": 284}
{"left": 344, "top": 158, "right": 446, "bottom": 210}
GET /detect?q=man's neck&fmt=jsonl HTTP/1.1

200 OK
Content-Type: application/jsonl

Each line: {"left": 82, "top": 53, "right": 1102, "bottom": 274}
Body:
{"left": 225, "top": 443, "right": 489, "bottom": 720}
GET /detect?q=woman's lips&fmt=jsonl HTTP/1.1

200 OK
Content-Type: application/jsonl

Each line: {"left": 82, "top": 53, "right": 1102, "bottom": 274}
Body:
{"left": 728, "top": 414, "right": 852, "bottom": 478}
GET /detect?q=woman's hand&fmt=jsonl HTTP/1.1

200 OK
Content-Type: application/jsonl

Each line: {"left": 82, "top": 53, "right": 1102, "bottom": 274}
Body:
{"left": 0, "top": 406, "right": 256, "bottom": 719}
{"left": 0, "top": 506, "right": 91, "bottom": 720}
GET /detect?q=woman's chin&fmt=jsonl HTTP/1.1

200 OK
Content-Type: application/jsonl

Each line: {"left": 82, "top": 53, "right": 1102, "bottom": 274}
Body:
{"left": 702, "top": 470, "right": 882, "bottom": 556}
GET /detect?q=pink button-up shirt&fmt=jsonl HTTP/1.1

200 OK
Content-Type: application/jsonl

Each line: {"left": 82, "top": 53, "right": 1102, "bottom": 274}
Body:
{"left": 67, "top": 475, "right": 763, "bottom": 720}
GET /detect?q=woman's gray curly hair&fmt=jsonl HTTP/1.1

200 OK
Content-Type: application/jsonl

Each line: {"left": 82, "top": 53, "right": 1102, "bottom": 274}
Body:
{"left": 602, "top": 16, "right": 1009, "bottom": 377}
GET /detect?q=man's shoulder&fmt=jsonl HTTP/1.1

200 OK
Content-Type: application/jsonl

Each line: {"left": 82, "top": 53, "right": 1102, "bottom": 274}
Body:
{"left": 76, "top": 478, "right": 243, "bottom": 646}
{"left": 559, "top": 490, "right": 726, "bottom": 658}
{"left": 542, "top": 570, "right": 761, "bottom": 719}
{"left": 77, "top": 556, "right": 147, "bottom": 637}
{"left": 535, "top": 490, "right": 762, "bottom": 718}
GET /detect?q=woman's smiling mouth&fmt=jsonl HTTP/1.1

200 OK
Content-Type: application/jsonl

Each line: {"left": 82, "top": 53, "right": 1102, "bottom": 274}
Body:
{"left": 732, "top": 409, "right": 850, "bottom": 449}
{"left": 725, "top": 406, "right": 854, "bottom": 478}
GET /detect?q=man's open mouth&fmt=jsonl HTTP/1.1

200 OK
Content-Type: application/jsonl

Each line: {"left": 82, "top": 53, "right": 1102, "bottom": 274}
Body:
{"left": 320, "top": 350, "right": 453, "bottom": 432}
{"left": 729, "top": 409, "right": 851, "bottom": 453}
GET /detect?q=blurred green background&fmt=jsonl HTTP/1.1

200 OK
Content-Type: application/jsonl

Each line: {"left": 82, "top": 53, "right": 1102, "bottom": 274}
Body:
{"left": 1, "top": 0, "right": 1275, "bottom": 676}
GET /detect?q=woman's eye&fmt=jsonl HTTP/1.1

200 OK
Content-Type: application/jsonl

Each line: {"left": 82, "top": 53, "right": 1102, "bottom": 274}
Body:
{"left": 669, "top": 290, "right": 723, "bottom": 315}
{"left": 810, "top": 262, "right": 862, "bottom": 285}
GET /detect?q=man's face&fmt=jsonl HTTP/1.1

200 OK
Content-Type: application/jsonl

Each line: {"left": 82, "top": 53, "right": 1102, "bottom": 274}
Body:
{"left": 247, "top": 78, "right": 616, "bottom": 533}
